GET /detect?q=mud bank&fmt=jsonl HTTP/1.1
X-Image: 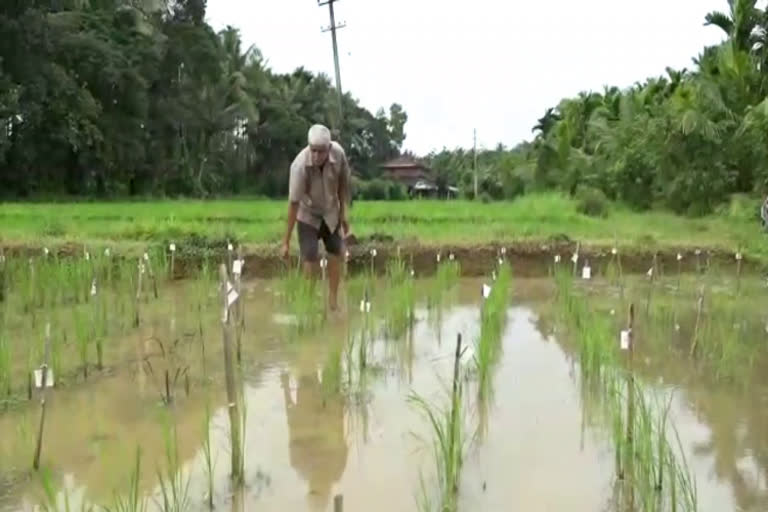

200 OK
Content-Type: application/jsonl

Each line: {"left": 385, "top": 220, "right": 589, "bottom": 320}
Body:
{"left": 1, "top": 240, "right": 763, "bottom": 279}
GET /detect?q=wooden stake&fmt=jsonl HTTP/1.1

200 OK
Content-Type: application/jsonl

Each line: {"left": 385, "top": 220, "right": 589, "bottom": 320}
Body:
{"left": 624, "top": 304, "right": 635, "bottom": 511}
{"left": 689, "top": 286, "right": 705, "bottom": 358}
{"left": 219, "top": 264, "right": 243, "bottom": 483}
{"left": 135, "top": 258, "right": 143, "bottom": 328}
{"left": 234, "top": 246, "right": 245, "bottom": 363}
{"left": 33, "top": 323, "right": 52, "bottom": 470}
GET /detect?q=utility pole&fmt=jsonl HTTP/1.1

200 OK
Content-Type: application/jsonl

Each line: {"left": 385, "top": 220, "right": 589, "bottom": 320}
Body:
{"left": 319, "top": 0, "right": 346, "bottom": 134}
{"left": 473, "top": 128, "right": 478, "bottom": 199}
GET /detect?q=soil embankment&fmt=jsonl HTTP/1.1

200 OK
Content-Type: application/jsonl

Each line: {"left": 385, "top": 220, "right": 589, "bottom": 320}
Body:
{"left": 2, "top": 238, "right": 760, "bottom": 278}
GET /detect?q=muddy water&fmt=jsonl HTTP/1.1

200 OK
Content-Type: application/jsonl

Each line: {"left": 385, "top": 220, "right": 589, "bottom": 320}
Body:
{"left": 0, "top": 277, "right": 767, "bottom": 511}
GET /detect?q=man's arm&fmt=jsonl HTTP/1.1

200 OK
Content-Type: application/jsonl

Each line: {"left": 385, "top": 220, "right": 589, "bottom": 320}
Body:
{"left": 283, "top": 161, "right": 305, "bottom": 256}
{"left": 338, "top": 151, "right": 352, "bottom": 233}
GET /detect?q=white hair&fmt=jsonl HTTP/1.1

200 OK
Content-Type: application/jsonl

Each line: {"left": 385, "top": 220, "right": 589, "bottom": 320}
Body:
{"left": 308, "top": 124, "right": 331, "bottom": 147}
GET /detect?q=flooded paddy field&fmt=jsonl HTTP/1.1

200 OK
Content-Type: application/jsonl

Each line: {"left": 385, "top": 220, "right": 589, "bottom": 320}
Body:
{"left": 0, "top": 249, "right": 766, "bottom": 512}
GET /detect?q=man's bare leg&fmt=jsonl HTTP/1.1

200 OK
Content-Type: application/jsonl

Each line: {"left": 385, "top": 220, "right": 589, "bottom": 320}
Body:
{"left": 302, "top": 260, "right": 319, "bottom": 280}
{"left": 328, "top": 253, "right": 341, "bottom": 311}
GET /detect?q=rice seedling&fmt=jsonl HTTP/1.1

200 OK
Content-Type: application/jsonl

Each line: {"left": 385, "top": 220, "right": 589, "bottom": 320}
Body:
{"left": 105, "top": 447, "right": 147, "bottom": 512}
{"left": 154, "top": 415, "right": 191, "bottom": 512}
{"left": 73, "top": 308, "right": 90, "bottom": 380}
{"left": 383, "top": 257, "right": 415, "bottom": 339}
{"left": 473, "top": 262, "right": 511, "bottom": 401}
{"left": 142, "top": 335, "right": 190, "bottom": 405}
{"left": 201, "top": 402, "right": 216, "bottom": 510}
{"left": 38, "top": 466, "right": 94, "bottom": 512}
{"left": 0, "top": 331, "right": 10, "bottom": 402}
{"left": 427, "top": 256, "right": 460, "bottom": 309}
{"left": 409, "top": 334, "right": 467, "bottom": 512}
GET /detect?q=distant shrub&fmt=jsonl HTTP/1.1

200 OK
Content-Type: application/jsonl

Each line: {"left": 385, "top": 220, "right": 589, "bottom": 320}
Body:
{"left": 480, "top": 192, "right": 493, "bottom": 203}
{"left": 360, "top": 179, "right": 388, "bottom": 200}
{"left": 388, "top": 182, "right": 407, "bottom": 200}
{"left": 576, "top": 186, "right": 609, "bottom": 217}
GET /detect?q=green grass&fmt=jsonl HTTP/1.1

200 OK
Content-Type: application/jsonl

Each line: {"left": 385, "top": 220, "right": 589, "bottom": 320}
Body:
{"left": 2, "top": 194, "right": 767, "bottom": 261}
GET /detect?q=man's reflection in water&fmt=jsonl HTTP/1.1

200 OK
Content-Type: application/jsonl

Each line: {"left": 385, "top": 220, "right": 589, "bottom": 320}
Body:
{"left": 281, "top": 368, "right": 348, "bottom": 511}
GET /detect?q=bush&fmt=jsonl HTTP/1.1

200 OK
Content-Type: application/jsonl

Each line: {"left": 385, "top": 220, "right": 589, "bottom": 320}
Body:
{"left": 576, "top": 186, "right": 609, "bottom": 217}
{"left": 388, "top": 181, "right": 407, "bottom": 200}
{"left": 359, "top": 179, "right": 389, "bottom": 200}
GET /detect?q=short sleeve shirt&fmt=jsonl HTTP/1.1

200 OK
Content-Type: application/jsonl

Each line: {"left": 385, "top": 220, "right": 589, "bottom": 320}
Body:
{"left": 289, "top": 141, "right": 351, "bottom": 231}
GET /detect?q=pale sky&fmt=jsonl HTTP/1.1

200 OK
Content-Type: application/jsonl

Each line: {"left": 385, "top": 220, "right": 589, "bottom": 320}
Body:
{"left": 206, "top": 0, "right": 729, "bottom": 155}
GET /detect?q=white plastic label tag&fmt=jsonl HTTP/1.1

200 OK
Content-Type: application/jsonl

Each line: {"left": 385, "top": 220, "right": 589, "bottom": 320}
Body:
{"left": 620, "top": 330, "right": 631, "bottom": 350}
{"left": 571, "top": 253, "right": 578, "bottom": 263}
{"left": 169, "top": 243, "right": 176, "bottom": 253}
{"left": 233, "top": 259, "right": 243, "bottom": 275}
{"left": 677, "top": 253, "right": 682, "bottom": 261}
{"left": 34, "top": 367, "right": 54, "bottom": 388}
{"left": 554, "top": 254, "right": 561, "bottom": 263}
{"left": 90, "top": 279, "right": 97, "bottom": 296}
{"left": 228, "top": 243, "right": 234, "bottom": 252}
{"left": 611, "top": 247, "right": 617, "bottom": 255}
{"left": 582, "top": 266, "right": 591, "bottom": 280}
{"left": 482, "top": 284, "right": 492, "bottom": 299}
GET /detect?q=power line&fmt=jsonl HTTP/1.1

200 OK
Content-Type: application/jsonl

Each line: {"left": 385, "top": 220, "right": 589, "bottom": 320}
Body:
{"left": 319, "top": 0, "right": 346, "bottom": 134}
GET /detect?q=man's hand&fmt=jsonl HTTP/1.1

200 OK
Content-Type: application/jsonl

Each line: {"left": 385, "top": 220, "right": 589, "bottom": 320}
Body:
{"left": 281, "top": 239, "right": 290, "bottom": 259}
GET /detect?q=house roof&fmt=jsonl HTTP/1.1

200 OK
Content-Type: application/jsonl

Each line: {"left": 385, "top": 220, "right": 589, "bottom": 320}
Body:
{"left": 379, "top": 155, "right": 432, "bottom": 171}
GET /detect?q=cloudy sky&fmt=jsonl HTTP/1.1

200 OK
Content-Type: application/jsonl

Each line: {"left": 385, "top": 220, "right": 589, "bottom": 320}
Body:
{"left": 206, "top": 0, "right": 729, "bottom": 155}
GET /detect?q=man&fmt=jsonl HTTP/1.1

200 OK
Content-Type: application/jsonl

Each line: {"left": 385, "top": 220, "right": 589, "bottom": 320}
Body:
{"left": 282, "top": 124, "right": 351, "bottom": 311}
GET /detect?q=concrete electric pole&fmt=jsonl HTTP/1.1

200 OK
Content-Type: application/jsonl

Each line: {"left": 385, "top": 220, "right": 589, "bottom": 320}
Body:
{"left": 319, "top": 0, "right": 346, "bottom": 134}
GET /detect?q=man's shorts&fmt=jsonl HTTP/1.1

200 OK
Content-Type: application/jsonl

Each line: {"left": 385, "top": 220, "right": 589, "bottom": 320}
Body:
{"left": 297, "top": 220, "right": 343, "bottom": 262}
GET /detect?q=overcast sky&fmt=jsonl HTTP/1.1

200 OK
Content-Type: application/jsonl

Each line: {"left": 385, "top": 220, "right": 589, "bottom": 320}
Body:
{"left": 206, "top": 0, "right": 729, "bottom": 155}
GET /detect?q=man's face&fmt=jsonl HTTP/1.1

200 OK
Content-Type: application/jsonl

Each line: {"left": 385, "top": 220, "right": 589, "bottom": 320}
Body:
{"left": 310, "top": 144, "right": 330, "bottom": 167}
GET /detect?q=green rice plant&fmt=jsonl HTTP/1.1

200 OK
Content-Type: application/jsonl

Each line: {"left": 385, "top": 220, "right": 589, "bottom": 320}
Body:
{"left": 0, "top": 331, "right": 10, "bottom": 400}
{"left": 38, "top": 467, "right": 94, "bottom": 512}
{"left": 105, "top": 447, "right": 147, "bottom": 512}
{"left": 73, "top": 308, "right": 90, "bottom": 380}
{"left": 409, "top": 335, "right": 467, "bottom": 512}
{"left": 409, "top": 389, "right": 466, "bottom": 512}
{"left": 473, "top": 263, "right": 511, "bottom": 400}
{"left": 154, "top": 415, "right": 191, "bottom": 512}
{"left": 384, "top": 258, "right": 415, "bottom": 340}
{"left": 280, "top": 266, "right": 324, "bottom": 334}
{"left": 202, "top": 402, "right": 216, "bottom": 510}
{"left": 428, "top": 258, "right": 460, "bottom": 309}
{"left": 322, "top": 340, "right": 344, "bottom": 398}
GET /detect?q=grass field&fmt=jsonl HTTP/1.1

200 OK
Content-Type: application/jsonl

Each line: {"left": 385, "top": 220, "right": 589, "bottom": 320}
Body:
{"left": 1, "top": 193, "right": 767, "bottom": 261}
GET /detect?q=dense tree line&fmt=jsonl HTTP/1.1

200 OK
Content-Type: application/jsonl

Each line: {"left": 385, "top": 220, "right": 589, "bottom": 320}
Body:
{"left": 0, "top": 0, "right": 407, "bottom": 198}
{"left": 429, "top": 0, "right": 768, "bottom": 215}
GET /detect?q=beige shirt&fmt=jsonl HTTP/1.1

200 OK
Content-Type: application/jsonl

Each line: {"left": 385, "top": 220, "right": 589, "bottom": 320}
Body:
{"left": 288, "top": 141, "right": 351, "bottom": 230}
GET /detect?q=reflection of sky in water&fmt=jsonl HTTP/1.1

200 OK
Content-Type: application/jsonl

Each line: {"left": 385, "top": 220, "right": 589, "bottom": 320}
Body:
{"left": 2, "top": 282, "right": 768, "bottom": 512}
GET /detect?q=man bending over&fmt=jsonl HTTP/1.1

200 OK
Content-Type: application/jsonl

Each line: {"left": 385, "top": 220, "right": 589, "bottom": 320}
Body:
{"left": 281, "top": 124, "right": 351, "bottom": 311}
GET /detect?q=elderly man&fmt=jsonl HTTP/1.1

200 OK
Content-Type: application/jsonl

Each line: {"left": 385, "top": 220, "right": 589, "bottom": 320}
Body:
{"left": 282, "top": 124, "right": 351, "bottom": 311}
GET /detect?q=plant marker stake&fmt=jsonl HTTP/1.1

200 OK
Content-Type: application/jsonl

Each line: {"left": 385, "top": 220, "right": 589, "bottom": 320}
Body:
{"left": 736, "top": 250, "right": 743, "bottom": 294}
{"left": 33, "top": 322, "right": 52, "bottom": 471}
{"left": 582, "top": 262, "right": 591, "bottom": 280}
{"left": 233, "top": 246, "right": 245, "bottom": 363}
{"left": 623, "top": 303, "right": 636, "bottom": 508}
{"left": 43, "top": 247, "right": 49, "bottom": 257}
{"left": 645, "top": 253, "right": 657, "bottom": 315}
{"left": 449, "top": 253, "right": 455, "bottom": 261}
{"left": 169, "top": 243, "right": 176, "bottom": 280}
{"left": 143, "top": 251, "right": 159, "bottom": 299}
{"left": 501, "top": 247, "right": 507, "bottom": 256}
{"left": 690, "top": 286, "right": 705, "bottom": 358}
{"left": 676, "top": 252, "right": 683, "bottom": 291}
{"left": 554, "top": 254, "right": 561, "bottom": 263}
{"left": 218, "top": 264, "right": 243, "bottom": 483}
{"left": 571, "top": 242, "right": 580, "bottom": 277}
{"left": 449, "top": 332, "right": 463, "bottom": 483}
{"left": 482, "top": 283, "right": 492, "bottom": 300}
